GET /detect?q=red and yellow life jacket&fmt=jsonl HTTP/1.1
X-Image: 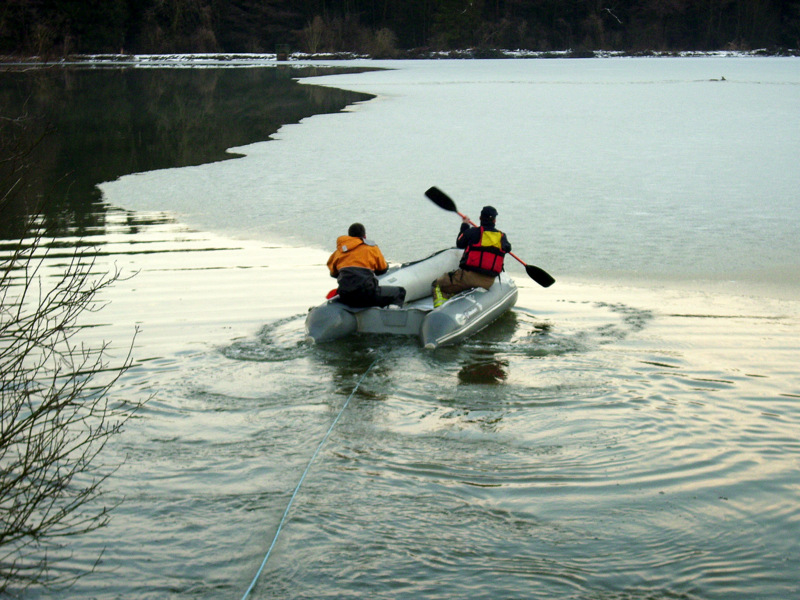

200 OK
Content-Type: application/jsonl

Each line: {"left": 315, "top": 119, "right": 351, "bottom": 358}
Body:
{"left": 462, "top": 228, "right": 506, "bottom": 276}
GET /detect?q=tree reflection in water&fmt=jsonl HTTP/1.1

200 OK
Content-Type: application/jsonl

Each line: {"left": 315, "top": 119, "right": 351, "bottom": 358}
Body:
{"left": 0, "top": 65, "right": 374, "bottom": 240}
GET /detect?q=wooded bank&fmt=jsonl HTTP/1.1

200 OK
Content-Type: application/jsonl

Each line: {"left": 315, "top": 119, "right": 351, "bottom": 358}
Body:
{"left": 2, "top": 0, "right": 799, "bottom": 59}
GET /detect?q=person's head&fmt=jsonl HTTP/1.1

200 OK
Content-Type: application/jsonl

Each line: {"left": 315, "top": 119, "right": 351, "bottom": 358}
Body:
{"left": 479, "top": 205, "right": 498, "bottom": 226}
{"left": 348, "top": 222, "right": 366, "bottom": 238}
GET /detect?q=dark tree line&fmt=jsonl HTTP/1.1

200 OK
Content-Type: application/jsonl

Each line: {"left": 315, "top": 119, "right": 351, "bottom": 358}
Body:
{"left": 1, "top": 0, "right": 799, "bottom": 57}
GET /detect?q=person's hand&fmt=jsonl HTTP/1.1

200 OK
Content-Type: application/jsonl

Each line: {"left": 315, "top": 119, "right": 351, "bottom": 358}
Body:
{"left": 462, "top": 216, "right": 471, "bottom": 225}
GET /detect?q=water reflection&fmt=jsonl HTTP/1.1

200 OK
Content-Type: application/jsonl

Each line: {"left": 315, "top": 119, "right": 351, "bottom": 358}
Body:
{"left": 458, "top": 354, "right": 509, "bottom": 385}
{"left": 0, "top": 65, "right": 374, "bottom": 240}
{"left": 0, "top": 208, "right": 195, "bottom": 263}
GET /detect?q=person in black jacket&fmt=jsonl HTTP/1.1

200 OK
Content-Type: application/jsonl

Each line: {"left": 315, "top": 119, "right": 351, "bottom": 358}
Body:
{"left": 432, "top": 206, "right": 511, "bottom": 307}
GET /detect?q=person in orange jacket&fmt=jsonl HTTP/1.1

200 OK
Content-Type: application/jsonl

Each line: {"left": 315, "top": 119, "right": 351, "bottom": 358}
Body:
{"left": 327, "top": 223, "right": 405, "bottom": 308}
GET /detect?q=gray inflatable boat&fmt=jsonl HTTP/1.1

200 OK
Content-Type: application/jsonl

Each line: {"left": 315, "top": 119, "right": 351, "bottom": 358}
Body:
{"left": 305, "top": 248, "right": 518, "bottom": 349}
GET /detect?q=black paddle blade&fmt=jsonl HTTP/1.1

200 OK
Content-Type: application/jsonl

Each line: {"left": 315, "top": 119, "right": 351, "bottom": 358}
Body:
{"left": 425, "top": 186, "right": 458, "bottom": 213}
{"left": 526, "top": 264, "right": 556, "bottom": 288}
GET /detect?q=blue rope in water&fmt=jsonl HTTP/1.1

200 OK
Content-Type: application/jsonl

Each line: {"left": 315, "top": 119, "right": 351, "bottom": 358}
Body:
{"left": 240, "top": 357, "right": 379, "bottom": 600}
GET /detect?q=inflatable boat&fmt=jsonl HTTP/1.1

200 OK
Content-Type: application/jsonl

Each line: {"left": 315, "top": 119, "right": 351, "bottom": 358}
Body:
{"left": 305, "top": 248, "right": 518, "bottom": 349}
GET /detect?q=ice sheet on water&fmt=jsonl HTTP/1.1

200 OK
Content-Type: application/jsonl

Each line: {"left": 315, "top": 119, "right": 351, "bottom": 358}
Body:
{"left": 99, "top": 57, "right": 800, "bottom": 291}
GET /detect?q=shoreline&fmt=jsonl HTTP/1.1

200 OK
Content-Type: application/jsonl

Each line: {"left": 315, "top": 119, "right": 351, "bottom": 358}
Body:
{"left": 2, "top": 48, "right": 799, "bottom": 67}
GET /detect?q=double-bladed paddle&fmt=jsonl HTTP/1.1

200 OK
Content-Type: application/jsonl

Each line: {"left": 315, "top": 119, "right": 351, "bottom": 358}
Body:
{"left": 425, "top": 186, "right": 555, "bottom": 288}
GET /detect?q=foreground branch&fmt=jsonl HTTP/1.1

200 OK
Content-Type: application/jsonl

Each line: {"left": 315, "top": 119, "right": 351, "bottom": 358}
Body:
{"left": 1, "top": 228, "right": 143, "bottom": 593}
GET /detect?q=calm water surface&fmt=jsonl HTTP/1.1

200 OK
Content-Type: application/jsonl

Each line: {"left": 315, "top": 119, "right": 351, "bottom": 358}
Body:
{"left": 3, "top": 57, "right": 799, "bottom": 599}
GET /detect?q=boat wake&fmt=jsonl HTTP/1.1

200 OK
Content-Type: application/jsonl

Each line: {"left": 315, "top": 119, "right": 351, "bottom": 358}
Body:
{"left": 455, "top": 301, "right": 654, "bottom": 358}
{"left": 221, "top": 313, "right": 310, "bottom": 362}
{"left": 220, "top": 299, "right": 653, "bottom": 366}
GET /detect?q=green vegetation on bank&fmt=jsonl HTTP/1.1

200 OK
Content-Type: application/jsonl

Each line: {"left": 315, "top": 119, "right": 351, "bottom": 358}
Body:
{"left": 1, "top": 0, "right": 799, "bottom": 59}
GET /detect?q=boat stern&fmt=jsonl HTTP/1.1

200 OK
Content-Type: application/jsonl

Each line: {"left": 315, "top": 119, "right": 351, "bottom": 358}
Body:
{"left": 420, "top": 276, "right": 518, "bottom": 349}
{"left": 304, "top": 301, "right": 357, "bottom": 343}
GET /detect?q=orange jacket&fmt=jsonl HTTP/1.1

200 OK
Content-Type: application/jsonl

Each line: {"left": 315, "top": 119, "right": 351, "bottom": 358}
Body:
{"left": 327, "top": 235, "right": 389, "bottom": 277}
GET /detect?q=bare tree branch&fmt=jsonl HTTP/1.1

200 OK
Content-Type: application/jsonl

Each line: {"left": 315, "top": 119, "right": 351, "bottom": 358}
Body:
{"left": 1, "top": 112, "right": 145, "bottom": 594}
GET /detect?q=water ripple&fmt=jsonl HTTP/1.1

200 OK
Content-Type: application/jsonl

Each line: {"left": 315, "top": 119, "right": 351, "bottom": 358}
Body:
{"left": 222, "top": 313, "right": 310, "bottom": 362}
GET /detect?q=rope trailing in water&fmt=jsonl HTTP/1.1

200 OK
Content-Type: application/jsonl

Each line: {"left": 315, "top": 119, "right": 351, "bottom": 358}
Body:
{"left": 240, "top": 356, "right": 379, "bottom": 600}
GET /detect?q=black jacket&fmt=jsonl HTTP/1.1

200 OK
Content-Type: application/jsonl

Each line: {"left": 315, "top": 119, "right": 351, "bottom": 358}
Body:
{"left": 456, "top": 222, "right": 511, "bottom": 253}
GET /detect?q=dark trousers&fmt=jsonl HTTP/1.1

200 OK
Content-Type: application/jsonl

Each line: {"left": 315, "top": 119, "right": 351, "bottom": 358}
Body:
{"left": 337, "top": 267, "right": 406, "bottom": 308}
{"left": 339, "top": 285, "right": 405, "bottom": 308}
